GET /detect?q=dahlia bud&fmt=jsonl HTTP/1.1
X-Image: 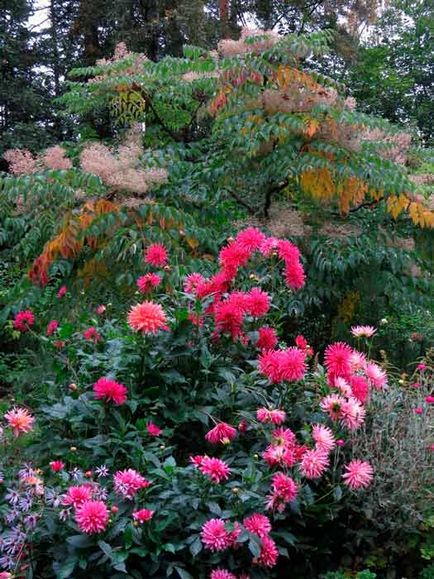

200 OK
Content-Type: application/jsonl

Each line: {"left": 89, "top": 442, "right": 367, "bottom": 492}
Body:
{"left": 111, "top": 505, "right": 119, "bottom": 514}
{"left": 69, "top": 446, "right": 77, "bottom": 452}
{"left": 69, "top": 383, "right": 77, "bottom": 391}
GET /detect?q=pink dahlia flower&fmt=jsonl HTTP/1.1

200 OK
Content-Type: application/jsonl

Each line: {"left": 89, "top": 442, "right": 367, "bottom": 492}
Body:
{"left": 63, "top": 484, "right": 93, "bottom": 508}
{"left": 320, "top": 394, "right": 346, "bottom": 421}
{"left": 243, "top": 513, "right": 272, "bottom": 538}
{"left": 284, "top": 260, "right": 305, "bottom": 291}
{"left": 96, "top": 304, "right": 106, "bottom": 315}
{"left": 235, "top": 227, "right": 266, "bottom": 251}
{"left": 46, "top": 320, "right": 59, "bottom": 336}
{"left": 219, "top": 241, "right": 251, "bottom": 276}
{"left": 50, "top": 460, "right": 65, "bottom": 472}
{"left": 255, "top": 535, "right": 279, "bottom": 567}
{"left": 349, "top": 350, "right": 367, "bottom": 372}
{"left": 300, "top": 448, "right": 329, "bottom": 479}
{"left": 351, "top": 325, "right": 377, "bottom": 338}
{"left": 312, "top": 424, "right": 336, "bottom": 452}
{"left": 113, "top": 469, "right": 150, "bottom": 499}
{"left": 210, "top": 570, "right": 237, "bottom": 579}
{"left": 246, "top": 288, "right": 270, "bottom": 317}
{"left": 183, "top": 272, "right": 205, "bottom": 294}
{"left": 333, "top": 377, "right": 352, "bottom": 397}
{"left": 324, "top": 342, "right": 353, "bottom": 378}
{"left": 127, "top": 301, "right": 168, "bottom": 333}
{"left": 255, "top": 326, "right": 278, "bottom": 350}
{"left": 342, "top": 459, "right": 374, "bottom": 489}
{"left": 75, "top": 500, "right": 109, "bottom": 534}
{"left": 132, "top": 508, "right": 154, "bottom": 523}
{"left": 199, "top": 457, "right": 231, "bottom": 483}
{"left": 137, "top": 273, "right": 161, "bottom": 294}
{"left": 83, "top": 326, "right": 102, "bottom": 343}
{"left": 365, "top": 362, "right": 388, "bottom": 389}
{"left": 266, "top": 472, "right": 298, "bottom": 512}
{"left": 349, "top": 375, "right": 369, "bottom": 404}
{"left": 13, "top": 310, "right": 35, "bottom": 332}
{"left": 258, "top": 347, "right": 307, "bottom": 383}
{"left": 147, "top": 422, "right": 162, "bottom": 436}
{"left": 201, "top": 518, "right": 232, "bottom": 551}
{"left": 4, "top": 407, "right": 34, "bottom": 437}
{"left": 56, "top": 285, "right": 67, "bottom": 298}
{"left": 256, "top": 408, "right": 286, "bottom": 425}
{"left": 93, "top": 377, "right": 127, "bottom": 405}
{"left": 425, "top": 395, "right": 434, "bottom": 404}
{"left": 144, "top": 243, "right": 168, "bottom": 267}
{"left": 205, "top": 422, "right": 237, "bottom": 445}
{"left": 340, "top": 397, "right": 366, "bottom": 430}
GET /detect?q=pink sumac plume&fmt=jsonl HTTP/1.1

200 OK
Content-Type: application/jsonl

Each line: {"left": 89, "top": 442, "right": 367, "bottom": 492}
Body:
{"left": 41, "top": 146, "right": 72, "bottom": 170}
{"left": 3, "top": 149, "right": 37, "bottom": 175}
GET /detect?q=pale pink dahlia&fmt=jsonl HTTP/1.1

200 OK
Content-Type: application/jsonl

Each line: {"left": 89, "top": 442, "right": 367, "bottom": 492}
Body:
{"left": 75, "top": 500, "right": 109, "bottom": 534}
{"left": 349, "top": 350, "right": 367, "bottom": 372}
{"left": 144, "top": 243, "right": 168, "bottom": 267}
{"left": 132, "top": 508, "right": 154, "bottom": 523}
{"left": 13, "top": 310, "right": 35, "bottom": 332}
{"left": 300, "top": 448, "right": 329, "bottom": 479}
{"left": 210, "top": 570, "right": 237, "bottom": 579}
{"left": 4, "top": 407, "right": 34, "bottom": 437}
{"left": 137, "top": 273, "right": 161, "bottom": 294}
{"left": 342, "top": 459, "right": 374, "bottom": 489}
{"left": 340, "top": 397, "right": 366, "bottom": 430}
{"left": 320, "top": 394, "right": 346, "bottom": 421}
{"left": 243, "top": 513, "right": 272, "bottom": 538}
{"left": 113, "top": 469, "right": 150, "bottom": 499}
{"left": 199, "top": 457, "right": 231, "bottom": 483}
{"left": 201, "top": 518, "right": 232, "bottom": 551}
{"left": 93, "top": 377, "right": 127, "bottom": 405}
{"left": 351, "top": 325, "right": 377, "bottom": 338}
{"left": 205, "top": 422, "right": 237, "bottom": 445}
{"left": 312, "top": 424, "right": 336, "bottom": 452}
{"left": 365, "top": 362, "right": 388, "bottom": 389}
{"left": 127, "top": 301, "right": 168, "bottom": 333}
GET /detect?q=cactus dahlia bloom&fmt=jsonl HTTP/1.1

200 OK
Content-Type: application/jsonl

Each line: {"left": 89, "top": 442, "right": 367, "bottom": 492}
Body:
{"left": 365, "top": 362, "right": 388, "bottom": 389}
{"left": 127, "top": 301, "right": 168, "bottom": 333}
{"left": 4, "top": 407, "right": 34, "bottom": 437}
{"left": 62, "top": 485, "right": 93, "bottom": 508}
{"left": 113, "top": 469, "right": 150, "bottom": 499}
{"left": 205, "top": 422, "right": 237, "bottom": 445}
{"left": 243, "top": 513, "right": 272, "bottom": 538}
{"left": 300, "top": 448, "right": 330, "bottom": 479}
{"left": 255, "top": 326, "right": 278, "bottom": 350}
{"left": 132, "top": 508, "right": 154, "bottom": 523}
{"left": 201, "top": 519, "right": 233, "bottom": 551}
{"left": 342, "top": 459, "right": 374, "bottom": 489}
{"left": 210, "top": 570, "right": 237, "bottom": 579}
{"left": 144, "top": 243, "right": 168, "bottom": 267}
{"left": 312, "top": 424, "right": 336, "bottom": 452}
{"left": 137, "top": 273, "right": 161, "bottom": 293}
{"left": 255, "top": 535, "right": 279, "bottom": 567}
{"left": 93, "top": 377, "right": 127, "bottom": 405}
{"left": 266, "top": 472, "right": 298, "bottom": 512}
{"left": 256, "top": 407, "right": 286, "bottom": 425}
{"left": 351, "top": 325, "right": 377, "bottom": 338}
{"left": 75, "top": 500, "right": 109, "bottom": 534}
{"left": 259, "top": 348, "right": 307, "bottom": 383}
{"left": 13, "top": 310, "right": 35, "bottom": 332}
{"left": 199, "top": 457, "right": 231, "bottom": 483}
{"left": 324, "top": 342, "right": 353, "bottom": 378}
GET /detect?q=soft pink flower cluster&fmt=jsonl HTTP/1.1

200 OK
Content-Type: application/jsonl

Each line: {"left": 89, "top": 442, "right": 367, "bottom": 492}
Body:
{"left": 191, "top": 455, "right": 231, "bottom": 483}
